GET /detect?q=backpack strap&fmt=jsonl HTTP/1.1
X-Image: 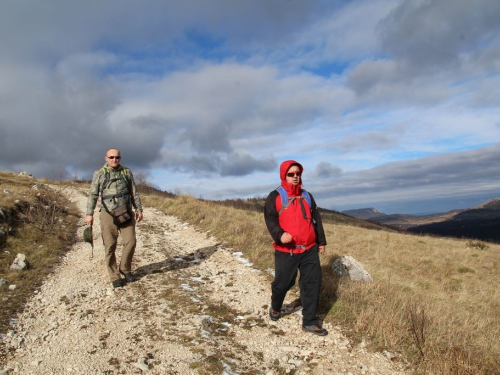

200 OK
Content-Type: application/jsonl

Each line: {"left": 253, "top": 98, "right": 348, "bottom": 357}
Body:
{"left": 100, "top": 167, "right": 131, "bottom": 214}
{"left": 301, "top": 190, "right": 312, "bottom": 208}
{"left": 276, "top": 186, "right": 313, "bottom": 216}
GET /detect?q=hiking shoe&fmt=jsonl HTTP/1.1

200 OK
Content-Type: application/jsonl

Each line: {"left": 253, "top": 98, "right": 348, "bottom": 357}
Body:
{"left": 120, "top": 270, "right": 136, "bottom": 283}
{"left": 269, "top": 307, "right": 280, "bottom": 321}
{"left": 112, "top": 279, "right": 123, "bottom": 289}
{"left": 302, "top": 324, "right": 328, "bottom": 336}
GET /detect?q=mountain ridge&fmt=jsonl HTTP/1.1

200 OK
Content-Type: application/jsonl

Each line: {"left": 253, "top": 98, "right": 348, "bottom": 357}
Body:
{"left": 342, "top": 198, "right": 500, "bottom": 243}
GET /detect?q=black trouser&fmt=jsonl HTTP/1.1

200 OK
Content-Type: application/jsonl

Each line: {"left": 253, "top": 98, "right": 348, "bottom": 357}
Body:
{"left": 271, "top": 245, "right": 322, "bottom": 326}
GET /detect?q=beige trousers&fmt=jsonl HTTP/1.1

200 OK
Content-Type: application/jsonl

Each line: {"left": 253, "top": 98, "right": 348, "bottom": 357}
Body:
{"left": 99, "top": 210, "right": 136, "bottom": 282}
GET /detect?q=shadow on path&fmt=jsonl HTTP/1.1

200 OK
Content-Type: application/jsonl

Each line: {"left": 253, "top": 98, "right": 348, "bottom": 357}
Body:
{"left": 133, "top": 243, "right": 223, "bottom": 280}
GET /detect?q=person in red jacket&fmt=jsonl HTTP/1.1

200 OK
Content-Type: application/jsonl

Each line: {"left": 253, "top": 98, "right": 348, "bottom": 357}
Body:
{"left": 264, "top": 160, "right": 328, "bottom": 336}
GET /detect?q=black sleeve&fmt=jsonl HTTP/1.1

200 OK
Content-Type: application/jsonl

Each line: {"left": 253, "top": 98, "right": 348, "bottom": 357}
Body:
{"left": 264, "top": 190, "right": 285, "bottom": 245}
{"left": 310, "top": 193, "right": 327, "bottom": 246}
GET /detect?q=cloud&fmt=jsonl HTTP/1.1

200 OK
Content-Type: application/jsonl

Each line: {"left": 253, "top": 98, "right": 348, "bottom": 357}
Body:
{"left": 309, "top": 162, "right": 343, "bottom": 178}
{"left": 378, "top": 0, "right": 500, "bottom": 69}
{"left": 220, "top": 151, "right": 276, "bottom": 176}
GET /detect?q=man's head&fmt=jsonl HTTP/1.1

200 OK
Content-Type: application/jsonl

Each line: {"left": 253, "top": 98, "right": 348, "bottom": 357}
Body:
{"left": 105, "top": 148, "right": 121, "bottom": 169}
{"left": 285, "top": 164, "right": 302, "bottom": 186}
{"left": 280, "top": 160, "right": 303, "bottom": 186}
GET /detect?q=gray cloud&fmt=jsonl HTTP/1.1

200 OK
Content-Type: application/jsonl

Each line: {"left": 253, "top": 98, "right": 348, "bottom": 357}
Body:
{"left": 159, "top": 149, "right": 276, "bottom": 177}
{"left": 0, "top": 0, "right": 329, "bottom": 63}
{"left": 309, "top": 162, "right": 343, "bottom": 178}
{"left": 345, "top": 0, "right": 500, "bottom": 105}
{"left": 378, "top": 0, "right": 500, "bottom": 69}
{"left": 220, "top": 151, "right": 276, "bottom": 177}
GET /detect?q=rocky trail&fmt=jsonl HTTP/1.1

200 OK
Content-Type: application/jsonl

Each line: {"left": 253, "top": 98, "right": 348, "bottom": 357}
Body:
{"left": 1, "top": 186, "right": 407, "bottom": 374}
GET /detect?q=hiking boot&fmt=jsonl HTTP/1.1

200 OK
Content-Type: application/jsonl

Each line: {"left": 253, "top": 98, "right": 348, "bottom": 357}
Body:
{"left": 269, "top": 307, "right": 280, "bottom": 321}
{"left": 112, "top": 279, "right": 123, "bottom": 289}
{"left": 302, "top": 324, "right": 328, "bottom": 336}
{"left": 120, "top": 270, "right": 136, "bottom": 283}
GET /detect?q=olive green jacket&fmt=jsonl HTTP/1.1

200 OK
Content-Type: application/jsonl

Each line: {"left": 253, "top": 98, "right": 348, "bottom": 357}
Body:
{"left": 86, "top": 164, "right": 143, "bottom": 216}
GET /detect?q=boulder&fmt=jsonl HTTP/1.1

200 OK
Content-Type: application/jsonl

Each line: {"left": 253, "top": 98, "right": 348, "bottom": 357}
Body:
{"left": 10, "top": 253, "right": 29, "bottom": 271}
{"left": 331, "top": 255, "right": 373, "bottom": 282}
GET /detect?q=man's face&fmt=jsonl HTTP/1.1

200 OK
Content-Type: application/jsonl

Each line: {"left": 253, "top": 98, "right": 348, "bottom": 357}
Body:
{"left": 105, "top": 150, "right": 121, "bottom": 169}
{"left": 285, "top": 165, "right": 301, "bottom": 186}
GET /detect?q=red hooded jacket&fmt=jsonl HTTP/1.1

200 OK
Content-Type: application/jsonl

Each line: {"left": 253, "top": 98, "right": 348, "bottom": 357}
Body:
{"left": 264, "top": 160, "right": 326, "bottom": 254}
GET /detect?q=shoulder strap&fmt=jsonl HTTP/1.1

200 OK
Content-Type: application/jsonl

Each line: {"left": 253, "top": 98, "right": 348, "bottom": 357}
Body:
{"left": 301, "top": 189, "right": 312, "bottom": 208}
{"left": 276, "top": 186, "right": 313, "bottom": 215}
{"left": 276, "top": 186, "right": 288, "bottom": 213}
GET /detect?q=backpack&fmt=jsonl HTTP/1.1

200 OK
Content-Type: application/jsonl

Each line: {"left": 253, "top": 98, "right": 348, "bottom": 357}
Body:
{"left": 100, "top": 167, "right": 133, "bottom": 225}
{"left": 275, "top": 186, "right": 313, "bottom": 216}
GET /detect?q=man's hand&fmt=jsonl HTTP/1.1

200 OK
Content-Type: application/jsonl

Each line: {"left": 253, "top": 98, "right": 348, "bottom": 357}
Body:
{"left": 318, "top": 245, "right": 326, "bottom": 255}
{"left": 85, "top": 215, "right": 93, "bottom": 226}
{"left": 136, "top": 211, "right": 143, "bottom": 222}
{"left": 280, "top": 232, "right": 292, "bottom": 244}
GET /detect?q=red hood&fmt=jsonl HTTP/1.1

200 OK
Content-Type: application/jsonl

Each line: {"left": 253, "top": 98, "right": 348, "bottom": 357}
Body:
{"left": 280, "top": 160, "right": 303, "bottom": 197}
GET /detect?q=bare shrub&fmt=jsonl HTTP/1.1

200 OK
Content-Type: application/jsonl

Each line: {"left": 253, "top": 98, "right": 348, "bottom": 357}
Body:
{"left": 407, "top": 301, "right": 427, "bottom": 358}
{"left": 465, "top": 240, "right": 489, "bottom": 250}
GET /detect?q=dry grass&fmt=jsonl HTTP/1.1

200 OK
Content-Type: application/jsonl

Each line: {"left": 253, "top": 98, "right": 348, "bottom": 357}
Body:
{"left": 144, "top": 193, "right": 500, "bottom": 374}
{"left": 325, "top": 225, "right": 500, "bottom": 374}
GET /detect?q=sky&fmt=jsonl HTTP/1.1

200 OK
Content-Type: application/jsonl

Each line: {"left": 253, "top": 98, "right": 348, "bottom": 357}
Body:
{"left": 1, "top": 0, "right": 499, "bottom": 215}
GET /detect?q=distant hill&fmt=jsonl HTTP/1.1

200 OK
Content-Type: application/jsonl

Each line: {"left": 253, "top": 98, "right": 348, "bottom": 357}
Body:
{"left": 368, "top": 210, "right": 465, "bottom": 229}
{"left": 343, "top": 198, "right": 500, "bottom": 243}
{"left": 341, "top": 208, "right": 386, "bottom": 221}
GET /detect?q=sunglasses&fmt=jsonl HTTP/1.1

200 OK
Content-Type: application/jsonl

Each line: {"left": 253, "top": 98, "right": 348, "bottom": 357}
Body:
{"left": 286, "top": 172, "right": 301, "bottom": 177}
{"left": 107, "top": 156, "right": 121, "bottom": 160}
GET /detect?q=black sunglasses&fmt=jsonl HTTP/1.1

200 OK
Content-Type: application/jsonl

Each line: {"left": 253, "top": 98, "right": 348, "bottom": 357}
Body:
{"left": 286, "top": 172, "right": 301, "bottom": 177}
{"left": 107, "top": 156, "right": 121, "bottom": 160}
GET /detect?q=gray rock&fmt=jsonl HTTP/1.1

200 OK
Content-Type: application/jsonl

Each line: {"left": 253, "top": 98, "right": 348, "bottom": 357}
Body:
{"left": 10, "top": 254, "right": 29, "bottom": 271}
{"left": 19, "top": 171, "right": 34, "bottom": 178}
{"left": 134, "top": 356, "right": 149, "bottom": 371}
{"left": 331, "top": 255, "right": 373, "bottom": 282}
{"left": 0, "top": 279, "right": 9, "bottom": 287}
